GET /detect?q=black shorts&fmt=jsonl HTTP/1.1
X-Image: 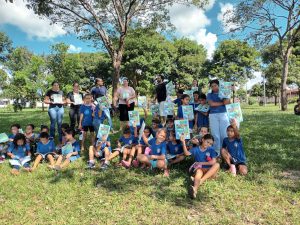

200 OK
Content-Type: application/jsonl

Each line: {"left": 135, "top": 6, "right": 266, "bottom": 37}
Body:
{"left": 119, "top": 103, "right": 135, "bottom": 121}
{"left": 82, "top": 126, "right": 95, "bottom": 132}
{"left": 223, "top": 162, "right": 246, "bottom": 170}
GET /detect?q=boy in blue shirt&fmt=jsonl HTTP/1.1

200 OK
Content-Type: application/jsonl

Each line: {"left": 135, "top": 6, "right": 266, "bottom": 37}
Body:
{"left": 31, "top": 132, "right": 56, "bottom": 171}
{"left": 173, "top": 89, "right": 184, "bottom": 107}
{"left": 54, "top": 128, "right": 81, "bottom": 171}
{"left": 79, "top": 93, "right": 95, "bottom": 151}
{"left": 221, "top": 119, "right": 247, "bottom": 176}
{"left": 7, "top": 133, "right": 31, "bottom": 175}
{"left": 181, "top": 134, "right": 220, "bottom": 199}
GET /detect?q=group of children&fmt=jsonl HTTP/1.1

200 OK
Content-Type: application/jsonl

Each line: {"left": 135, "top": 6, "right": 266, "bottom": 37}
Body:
{"left": 0, "top": 91, "right": 248, "bottom": 199}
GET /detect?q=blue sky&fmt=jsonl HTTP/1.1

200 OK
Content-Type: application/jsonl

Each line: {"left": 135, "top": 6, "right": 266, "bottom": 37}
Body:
{"left": 0, "top": 0, "right": 269, "bottom": 87}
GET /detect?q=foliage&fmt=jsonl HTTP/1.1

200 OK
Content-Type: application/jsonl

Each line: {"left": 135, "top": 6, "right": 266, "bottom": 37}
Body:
{"left": 0, "top": 31, "right": 13, "bottom": 62}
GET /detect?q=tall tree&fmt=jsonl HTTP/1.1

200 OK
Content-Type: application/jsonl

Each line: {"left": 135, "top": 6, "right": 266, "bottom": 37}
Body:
{"left": 227, "top": 0, "right": 300, "bottom": 110}
{"left": 21, "top": 0, "right": 208, "bottom": 96}
{"left": 0, "top": 31, "right": 13, "bottom": 63}
{"left": 6, "top": 47, "right": 33, "bottom": 72}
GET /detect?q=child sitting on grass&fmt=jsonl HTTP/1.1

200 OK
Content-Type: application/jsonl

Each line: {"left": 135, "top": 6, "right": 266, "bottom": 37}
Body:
{"left": 54, "top": 128, "right": 80, "bottom": 171}
{"left": 9, "top": 123, "right": 21, "bottom": 141}
{"left": 167, "top": 131, "right": 184, "bottom": 165}
{"left": 87, "top": 135, "right": 111, "bottom": 169}
{"left": 24, "top": 124, "right": 37, "bottom": 146}
{"left": 31, "top": 132, "right": 56, "bottom": 171}
{"left": 137, "top": 128, "right": 169, "bottom": 177}
{"left": 221, "top": 119, "right": 247, "bottom": 176}
{"left": 181, "top": 134, "right": 219, "bottom": 199}
{"left": 7, "top": 133, "right": 31, "bottom": 175}
{"left": 79, "top": 93, "right": 95, "bottom": 151}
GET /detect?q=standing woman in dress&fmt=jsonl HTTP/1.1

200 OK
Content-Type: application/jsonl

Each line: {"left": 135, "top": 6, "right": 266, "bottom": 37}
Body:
{"left": 44, "top": 81, "right": 66, "bottom": 143}
{"left": 66, "top": 82, "right": 84, "bottom": 130}
{"left": 113, "top": 77, "right": 136, "bottom": 131}
{"left": 207, "top": 79, "right": 230, "bottom": 154}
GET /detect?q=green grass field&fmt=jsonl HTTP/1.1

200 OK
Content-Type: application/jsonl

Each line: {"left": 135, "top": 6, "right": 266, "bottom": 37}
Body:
{"left": 0, "top": 104, "right": 299, "bottom": 224}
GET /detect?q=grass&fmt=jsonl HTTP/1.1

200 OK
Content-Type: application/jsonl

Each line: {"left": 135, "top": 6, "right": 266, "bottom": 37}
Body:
{"left": 0, "top": 104, "right": 299, "bottom": 224}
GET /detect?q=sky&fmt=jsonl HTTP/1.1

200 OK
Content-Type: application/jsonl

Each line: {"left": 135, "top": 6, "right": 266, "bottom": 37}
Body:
{"left": 0, "top": 0, "right": 263, "bottom": 87}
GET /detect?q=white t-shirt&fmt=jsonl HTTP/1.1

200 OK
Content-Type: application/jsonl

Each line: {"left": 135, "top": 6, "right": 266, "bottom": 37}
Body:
{"left": 117, "top": 86, "right": 136, "bottom": 105}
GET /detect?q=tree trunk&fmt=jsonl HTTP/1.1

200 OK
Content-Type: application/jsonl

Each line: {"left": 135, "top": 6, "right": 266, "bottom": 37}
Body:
{"left": 274, "top": 95, "right": 277, "bottom": 106}
{"left": 111, "top": 52, "right": 123, "bottom": 100}
{"left": 280, "top": 48, "right": 292, "bottom": 111}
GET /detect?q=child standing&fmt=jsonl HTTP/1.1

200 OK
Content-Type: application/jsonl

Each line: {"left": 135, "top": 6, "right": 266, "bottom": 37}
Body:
{"left": 54, "top": 128, "right": 80, "bottom": 170}
{"left": 31, "top": 132, "right": 56, "bottom": 170}
{"left": 7, "top": 133, "right": 31, "bottom": 175}
{"left": 79, "top": 94, "right": 95, "bottom": 151}
{"left": 137, "top": 128, "right": 169, "bottom": 177}
{"left": 181, "top": 134, "right": 219, "bottom": 199}
{"left": 194, "top": 94, "right": 209, "bottom": 131}
{"left": 221, "top": 120, "right": 247, "bottom": 176}
{"left": 177, "top": 94, "right": 194, "bottom": 131}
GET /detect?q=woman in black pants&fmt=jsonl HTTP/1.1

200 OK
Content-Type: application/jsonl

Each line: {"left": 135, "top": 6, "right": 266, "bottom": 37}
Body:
{"left": 66, "top": 82, "right": 84, "bottom": 130}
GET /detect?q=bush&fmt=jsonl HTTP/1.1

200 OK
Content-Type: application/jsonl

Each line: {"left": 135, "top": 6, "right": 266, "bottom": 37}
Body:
{"left": 248, "top": 97, "right": 258, "bottom": 105}
{"left": 288, "top": 96, "right": 299, "bottom": 104}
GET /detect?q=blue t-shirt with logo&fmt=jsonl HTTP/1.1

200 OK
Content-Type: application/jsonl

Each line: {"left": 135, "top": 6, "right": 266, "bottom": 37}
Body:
{"left": 37, "top": 140, "right": 56, "bottom": 155}
{"left": 167, "top": 141, "right": 183, "bottom": 155}
{"left": 8, "top": 143, "right": 30, "bottom": 158}
{"left": 119, "top": 135, "right": 136, "bottom": 146}
{"left": 148, "top": 138, "right": 167, "bottom": 156}
{"left": 222, "top": 137, "right": 246, "bottom": 163}
{"left": 207, "top": 92, "right": 227, "bottom": 114}
{"left": 173, "top": 98, "right": 181, "bottom": 107}
{"left": 80, "top": 104, "right": 94, "bottom": 126}
{"left": 94, "top": 104, "right": 107, "bottom": 122}
{"left": 189, "top": 146, "right": 217, "bottom": 168}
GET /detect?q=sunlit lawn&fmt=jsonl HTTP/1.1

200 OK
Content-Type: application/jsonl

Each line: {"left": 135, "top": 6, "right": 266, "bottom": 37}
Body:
{"left": 0, "top": 104, "right": 299, "bottom": 224}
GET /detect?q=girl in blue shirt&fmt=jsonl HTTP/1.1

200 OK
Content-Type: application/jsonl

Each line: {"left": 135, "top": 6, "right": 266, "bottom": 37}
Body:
{"left": 167, "top": 131, "right": 184, "bottom": 165}
{"left": 137, "top": 128, "right": 169, "bottom": 177}
{"left": 31, "top": 132, "right": 56, "bottom": 171}
{"left": 181, "top": 134, "right": 220, "bottom": 199}
{"left": 54, "top": 128, "right": 80, "bottom": 171}
{"left": 221, "top": 119, "right": 247, "bottom": 176}
{"left": 7, "top": 133, "right": 31, "bottom": 175}
{"left": 87, "top": 135, "right": 111, "bottom": 169}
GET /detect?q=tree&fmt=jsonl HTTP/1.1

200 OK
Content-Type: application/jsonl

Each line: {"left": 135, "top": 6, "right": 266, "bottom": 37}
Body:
{"left": 227, "top": 0, "right": 300, "bottom": 110}
{"left": 204, "top": 40, "right": 260, "bottom": 84}
{"left": 21, "top": 0, "right": 208, "bottom": 97}
{"left": 172, "top": 38, "right": 207, "bottom": 88}
{"left": 0, "top": 31, "right": 13, "bottom": 62}
{"left": 250, "top": 83, "right": 263, "bottom": 97}
{"left": 6, "top": 47, "right": 33, "bottom": 72}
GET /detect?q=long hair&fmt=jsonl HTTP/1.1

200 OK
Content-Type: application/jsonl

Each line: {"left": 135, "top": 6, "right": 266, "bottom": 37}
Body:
{"left": 13, "top": 133, "right": 26, "bottom": 148}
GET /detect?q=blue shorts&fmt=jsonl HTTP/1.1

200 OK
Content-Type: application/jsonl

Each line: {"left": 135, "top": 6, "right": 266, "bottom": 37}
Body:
{"left": 150, "top": 159, "right": 168, "bottom": 168}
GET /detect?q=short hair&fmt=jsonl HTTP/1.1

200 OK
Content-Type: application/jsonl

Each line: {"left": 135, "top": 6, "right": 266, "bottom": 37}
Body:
{"left": 39, "top": 132, "right": 49, "bottom": 139}
{"left": 61, "top": 123, "right": 70, "bottom": 130}
{"left": 40, "top": 125, "right": 49, "bottom": 131}
{"left": 144, "top": 126, "right": 152, "bottom": 133}
{"left": 73, "top": 81, "right": 79, "bottom": 86}
{"left": 11, "top": 123, "right": 21, "bottom": 129}
{"left": 84, "top": 93, "right": 92, "bottom": 98}
{"left": 95, "top": 78, "right": 103, "bottom": 84}
{"left": 193, "top": 91, "right": 200, "bottom": 95}
{"left": 227, "top": 125, "right": 234, "bottom": 131}
{"left": 177, "top": 89, "right": 184, "bottom": 95}
{"left": 202, "top": 133, "right": 214, "bottom": 141}
{"left": 152, "top": 118, "right": 161, "bottom": 125}
{"left": 199, "top": 93, "right": 207, "bottom": 100}
{"left": 167, "top": 118, "right": 174, "bottom": 123}
{"left": 51, "top": 81, "right": 59, "bottom": 86}
{"left": 157, "top": 74, "right": 164, "bottom": 80}
{"left": 123, "top": 127, "right": 131, "bottom": 135}
{"left": 181, "top": 94, "right": 190, "bottom": 100}
{"left": 209, "top": 79, "right": 219, "bottom": 87}
{"left": 64, "top": 128, "right": 75, "bottom": 137}
{"left": 26, "top": 124, "right": 35, "bottom": 130}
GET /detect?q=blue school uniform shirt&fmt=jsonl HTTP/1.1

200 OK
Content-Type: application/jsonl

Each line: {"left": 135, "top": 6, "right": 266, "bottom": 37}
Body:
{"left": 222, "top": 137, "right": 246, "bottom": 164}
{"left": 167, "top": 141, "right": 183, "bottom": 155}
{"left": 196, "top": 104, "right": 209, "bottom": 127}
{"left": 95, "top": 137, "right": 112, "bottom": 151}
{"left": 177, "top": 105, "right": 194, "bottom": 129}
{"left": 8, "top": 143, "right": 30, "bottom": 158}
{"left": 148, "top": 138, "right": 167, "bottom": 156}
{"left": 119, "top": 135, "right": 136, "bottom": 146}
{"left": 80, "top": 104, "right": 94, "bottom": 126}
{"left": 36, "top": 140, "right": 56, "bottom": 155}
{"left": 94, "top": 104, "right": 106, "bottom": 122}
{"left": 173, "top": 98, "right": 181, "bottom": 107}
{"left": 8, "top": 134, "right": 16, "bottom": 140}
{"left": 64, "top": 140, "right": 81, "bottom": 161}
{"left": 207, "top": 92, "right": 226, "bottom": 114}
{"left": 189, "top": 146, "right": 217, "bottom": 168}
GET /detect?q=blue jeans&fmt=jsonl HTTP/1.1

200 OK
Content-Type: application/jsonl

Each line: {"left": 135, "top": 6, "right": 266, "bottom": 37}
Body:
{"left": 209, "top": 112, "right": 230, "bottom": 154}
{"left": 48, "top": 106, "right": 64, "bottom": 142}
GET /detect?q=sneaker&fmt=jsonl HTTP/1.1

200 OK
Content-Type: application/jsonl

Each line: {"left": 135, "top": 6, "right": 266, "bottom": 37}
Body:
{"left": 100, "top": 163, "right": 109, "bottom": 170}
{"left": 132, "top": 160, "right": 139, "bottom": 168}
{"left": 163, "top": 169, "right": 170, "bottom": 177}
{"left": 0, "top": 156, "right": 5, "bottom": 164}
{"left": 87, "top": 162, "right": 96, "bottom": 169}
{"left": 121, "top": 160, "right": 131, "bottom": 169}
{"left": 188, "top": 185, "right": 197, "bottom": 199}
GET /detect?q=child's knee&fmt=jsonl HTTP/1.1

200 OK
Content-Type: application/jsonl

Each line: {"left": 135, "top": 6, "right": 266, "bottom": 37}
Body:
{"left": 156, "top": 160, "right": 165, "bottom": 169}
{"left": 239, "top": 165, "right": 248, "bottom": 175}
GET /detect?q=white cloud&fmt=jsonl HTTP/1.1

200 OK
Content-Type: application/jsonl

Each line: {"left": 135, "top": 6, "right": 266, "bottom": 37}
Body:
{"left": 247, "top": 71, "right": 263, "bottom": 89}
{"left": 68, "top": 44, "right": 82, "bottom": 53}
{"left": 217, "top": 3, "right": 239, "bottom": 33}
{"left": 0, "top": 0, "right": 66, "bottom": 40}
{"left": 203, "top": 0, "right": 216, "bottom": 10}
{"left": 169, "top": 3, "right": 217, "bottom": 59}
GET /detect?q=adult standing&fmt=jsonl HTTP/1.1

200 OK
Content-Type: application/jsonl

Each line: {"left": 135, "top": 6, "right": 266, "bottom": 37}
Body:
{"left": 113, "top": 77, "right": 136, "bottom": 131}
{"left": 154, "top": 74, "right": 167, "bottom": 125}
{"left": 66, "top": 82, "right": 84, "bottom": 130}
{"left": 44, "top": 81, "right": 66, "bottom": 143}
{"left": 90, "top": 78, "right": 115, "bottom": 132}
{"left": 207, "top": 79, "right": 230, "bottom": 154}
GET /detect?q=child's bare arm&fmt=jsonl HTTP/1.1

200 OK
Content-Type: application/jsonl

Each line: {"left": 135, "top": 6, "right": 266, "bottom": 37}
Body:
{"left": 79, "top": 113, "right": 83, "bottom": 129}
{"left": 142, "top": 133, "right": 149, "bottom": 146}
{"left": 231, "top": 119, "right": 240, "bottom": 139}
{"left": 198, "top": 158, "right": 217, "bottom": 166}
{"left": 180, "top": 135, "right": 191, "bottom": 156}
{"left": 150, "top": 154, "right": 165, "bottom": 160}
